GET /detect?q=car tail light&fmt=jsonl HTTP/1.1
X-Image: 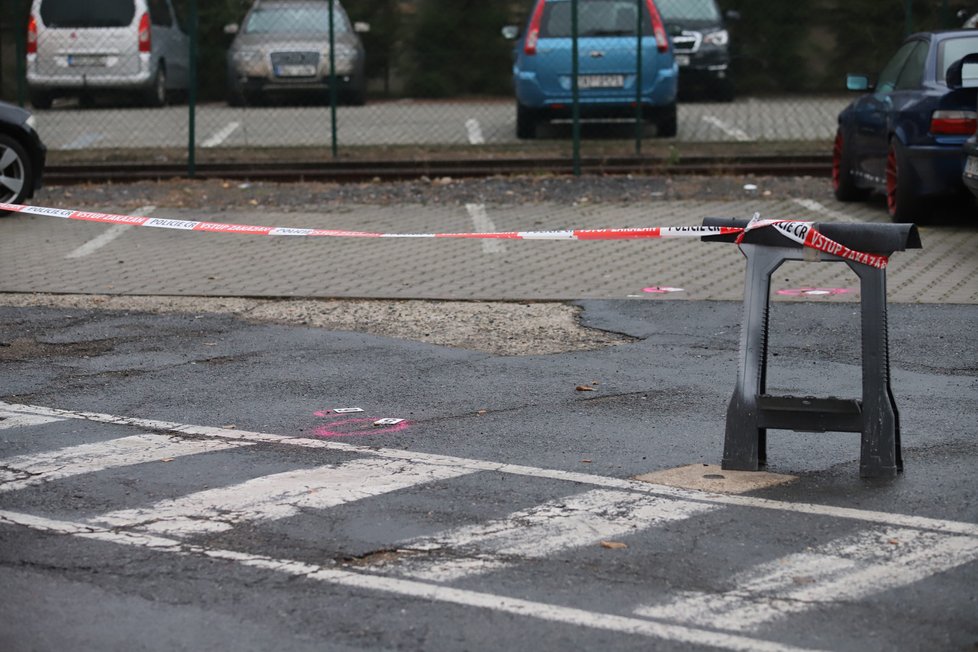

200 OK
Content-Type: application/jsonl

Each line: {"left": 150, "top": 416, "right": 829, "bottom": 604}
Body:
{"left": 138, "top": 12, "right": 151, "bottom": 53}
{"left": 26, "top": 15, "right": 37, "bottom": 55}
{"left": 930, "top": 110, "right": 977, "bottom": 135}
{"left": 644, "top": 0, "right": 669, "bottom": 53}
{"left": 524, "top": 0, "right": 546, "bottom": 55}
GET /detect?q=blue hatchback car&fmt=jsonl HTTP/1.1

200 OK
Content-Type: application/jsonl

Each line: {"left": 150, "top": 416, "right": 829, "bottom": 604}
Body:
{"left": 833, "top": 30, "right": 978, "bottom": 222}
{"left": 508, "top": 0, "right": 678, "bottom": 139}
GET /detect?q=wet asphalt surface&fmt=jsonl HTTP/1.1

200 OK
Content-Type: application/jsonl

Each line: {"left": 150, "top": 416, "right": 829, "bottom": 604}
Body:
{"left": 1, "top": 175, "right": 977, "bottom": 651}
{"left": 1, "top": 299, "right": 976, "bottom": 652}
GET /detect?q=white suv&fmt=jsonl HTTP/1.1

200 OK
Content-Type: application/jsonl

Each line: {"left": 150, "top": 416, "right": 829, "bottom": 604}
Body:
{"left": 26, "top": 0, "right": 190, "bottom": 108}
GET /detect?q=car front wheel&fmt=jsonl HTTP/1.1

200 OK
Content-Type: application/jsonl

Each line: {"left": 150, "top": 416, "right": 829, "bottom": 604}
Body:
{"left": 0, "top": 134, "right": 34, "bottom": 207}
{"left": 886, "top": 140, "right": 922, "bottom": 223}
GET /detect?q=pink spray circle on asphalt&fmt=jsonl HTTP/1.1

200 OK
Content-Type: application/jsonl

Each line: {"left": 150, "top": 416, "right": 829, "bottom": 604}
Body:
{"left": 312, "top": 414, "right": 410, "bottom": 438}
{"left": 642, "top": 286, "right": 685, "bottom": 294}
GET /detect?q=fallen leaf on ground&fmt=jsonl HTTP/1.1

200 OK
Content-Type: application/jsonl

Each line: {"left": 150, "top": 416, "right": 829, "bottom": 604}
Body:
{"left": 600, "top": 541, "right": 628, "bottom": 550}
{"left": 576, "top": 385, "right": 596, "bottom": 392}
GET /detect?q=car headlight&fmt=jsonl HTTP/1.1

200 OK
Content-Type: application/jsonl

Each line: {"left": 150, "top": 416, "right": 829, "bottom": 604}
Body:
{"left": 232, "top": 49, "right": 264, "bottom": 65}
{"left": 324, "top": 44, "right": 355, "bottom": 62}
{"left": 703, "top": 29, "right": 729, "bottom": 47}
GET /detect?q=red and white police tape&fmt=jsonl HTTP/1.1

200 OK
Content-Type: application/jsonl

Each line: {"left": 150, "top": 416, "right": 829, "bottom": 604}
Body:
{"left": 0, "top": 202, "right": 888, "bottom": 269}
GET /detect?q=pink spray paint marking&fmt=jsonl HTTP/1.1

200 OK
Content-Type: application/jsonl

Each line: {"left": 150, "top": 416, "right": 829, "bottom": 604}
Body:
{"left": 312, "top": 410, "right": 411, "bottom": 438}
{"left": 776, "top": 287, "right": 853, "bottom": 297}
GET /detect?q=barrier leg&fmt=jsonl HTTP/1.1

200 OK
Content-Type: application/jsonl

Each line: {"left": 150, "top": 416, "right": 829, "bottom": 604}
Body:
{"left": 851, "top": 262, "right": 902, "bottom": 478}
{"left": 723, "top": 245, "right": 786, "bottom": 471}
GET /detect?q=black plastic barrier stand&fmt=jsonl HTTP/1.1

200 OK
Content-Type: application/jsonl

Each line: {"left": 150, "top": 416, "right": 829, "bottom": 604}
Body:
{"left": 702, "top": 218, "right": 922, "bottom": 478}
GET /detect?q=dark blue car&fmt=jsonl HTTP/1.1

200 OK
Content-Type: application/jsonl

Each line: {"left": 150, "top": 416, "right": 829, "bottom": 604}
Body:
{"left": 833, "top": 30, "right": 978, "bottom": 222}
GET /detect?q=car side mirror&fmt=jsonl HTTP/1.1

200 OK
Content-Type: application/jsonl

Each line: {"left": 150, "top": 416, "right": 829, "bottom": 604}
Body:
{"left": 947, "top": 54, "right": 978, "bottom": 88}
{"left": 845, "top": 73, "right": 872, "bottom": 92}
{"left": 501, "top": 25, "right": 520, "bottom": 40}
{"left": 354, "top": 21, "right": 370, "bottom": 34}
{"left": 224, "top": 23, "right": 239, "bottom": 35}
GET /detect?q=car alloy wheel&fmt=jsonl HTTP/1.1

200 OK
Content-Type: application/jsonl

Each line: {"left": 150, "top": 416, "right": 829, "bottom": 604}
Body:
{"left": 832, "top": 129, "right": 869, "bottom": 202}
{"left": 885, "top": 140, "right": 920, "bottom": 222}
{"left": 831, "top": 132, "right": 844, "bottom": 192}
{"left": 0, "top": 134, "right": 32, "bottom": 205}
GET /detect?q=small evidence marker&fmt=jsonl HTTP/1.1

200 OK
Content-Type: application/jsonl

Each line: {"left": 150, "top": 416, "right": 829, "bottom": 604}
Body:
{"left": 373, "top": 418, "right": 405, "bottom": 426}
{"left": 333, "top": 408, "right": 364, "bottom": 414}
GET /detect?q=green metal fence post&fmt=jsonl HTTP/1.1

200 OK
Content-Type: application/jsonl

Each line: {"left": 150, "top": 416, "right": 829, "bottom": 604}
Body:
{"left": 571, "top": 0, "right": 580, "bottom": 176}
{"left": 904, "top": 0, "right": 913, "bottom": 36}
{"left": 634, "top": 0, "right": 642, "bottom": 155}
{"left": 188, "top": 0, "right": 198, "bottom": 178}
{"left": 16, "top": 4, "right": 27, "bottom": 108}
{"left": 329, "top": 0, "right": 338, "bottom": 158}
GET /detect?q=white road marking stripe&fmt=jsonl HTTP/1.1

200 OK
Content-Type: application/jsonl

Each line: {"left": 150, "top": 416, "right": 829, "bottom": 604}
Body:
{"left": 702, "top": 115, "right": 753, "bottom": 142}
{"left": 465, "top": 203, "right": 505, "bottom": 253}
{"left": 0, "top": 434, "right": 250, "bottom": 493}
{"left": 792, "top": 198, "right": 857, "bottom": 222}
{"left": 0, "top": 410, "right": 64, "bottom": 430}
{"left": 0, "top": 509, "right": 826, "bottom": 652}
{"left": 465, "top": 118, "right": 485, "bottom": 145}
{"left": 65, "top": 205, "right": 154, "bottom": 259}
{"left": 89, "top": 457, "right": 476, "bottom": 536}
{"left": 395, "top": 488, "right": 717, "bottom": 581}
{"left": 3, "top": 402, "right": 978, "bottom": 538}
{"left": 634, "top": 526, "right": 978, "bottom": 631}
{"left": 201, "top": 121, "right": 241, "bottom": 148}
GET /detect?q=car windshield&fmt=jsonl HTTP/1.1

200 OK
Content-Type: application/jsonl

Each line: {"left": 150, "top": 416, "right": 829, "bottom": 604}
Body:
{"left": 244, "top": 5, "right": 349, "bottom": 34}
{"left": 540, "top": 0, "right": 652, "bottom": 37}
{"left": 938, "top": 35, "right": 978, "bottom": 82}
{"left": 655, "top": 0, "right": 720, "bottom": 21}
{"left": 40, "top": 0, "right": 135, "bottom": 28}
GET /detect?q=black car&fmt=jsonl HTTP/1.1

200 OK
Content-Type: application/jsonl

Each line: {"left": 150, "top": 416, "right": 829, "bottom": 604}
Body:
{"left": 0, "top": 101, "right": 46, "bottom": 207}
{"left": 656, "top": 0, "right": 737, "bottom": 101}
{"left": 952, "top": 53, "right": 978, "bottom": 202}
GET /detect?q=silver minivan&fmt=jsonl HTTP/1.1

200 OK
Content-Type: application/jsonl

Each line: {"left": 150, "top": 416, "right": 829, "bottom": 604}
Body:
{"left": 26, "top": 0, "right": 190, "bottom": 108}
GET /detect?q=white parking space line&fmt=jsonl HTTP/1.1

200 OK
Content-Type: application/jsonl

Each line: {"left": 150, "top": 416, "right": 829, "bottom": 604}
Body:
{"left": 0, "top": 434, "right": 250, "bottom": 494}
{"left": 702, "top": 115, "right": 753, "bottom": 142}
{"left": 634, "top": 526, "right": 978, "bottom": 631}
{"left": 90, "top": 457, "right": 477, "bottom": 536}
{"left": 465, "top": 118, "right": 485, "bottom": 145}
{"left": 0, "top": 410, "right": 65, "bottom": 430}
{"left": 0, "top": 509, "right": 826, "bottom": 652}
{"left": 201, "top": 121, "right": 241, "bottom": 148}
{"left": 792, "top": 198, "right": 859, "bottom": 222}
{"left": 394, "top": 488, "right": 717, "bottom": 582}
{"left": 63, "top": 132, "right": 105, "bottom": 150}
{"left": 64, "top": 205, "right": 154, "bottom": 259}
{"left": 3, "top": 401, "right": 978, "bottom": 538}
{"left": 465, "top": 203, "right": 506, "bottom": 253}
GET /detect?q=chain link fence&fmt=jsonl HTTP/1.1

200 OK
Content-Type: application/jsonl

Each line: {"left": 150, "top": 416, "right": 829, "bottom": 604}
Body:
{"left": 0, "top": 0, "right": 973, "bottom": 170}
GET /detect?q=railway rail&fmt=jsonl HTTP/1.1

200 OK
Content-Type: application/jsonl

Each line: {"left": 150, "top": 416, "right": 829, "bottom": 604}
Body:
{"left": 45, "top": 155, "right": 831, "bottom": 184}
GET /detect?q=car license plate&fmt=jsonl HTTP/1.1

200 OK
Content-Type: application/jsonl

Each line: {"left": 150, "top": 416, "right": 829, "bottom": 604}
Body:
{"left": 275, "top": 64, "right": 316, "bottom": 77}
{"left": 966, "top": 155, "right": 978, "bottom": 178}
{"left": 675, "top": 54, "right": 691, "bottom": 66}
{"left": 68, "top": 54, "right": 107, "bottom": 67}
{"left": 578, "top": 74, "right": 624, "bottom": 89}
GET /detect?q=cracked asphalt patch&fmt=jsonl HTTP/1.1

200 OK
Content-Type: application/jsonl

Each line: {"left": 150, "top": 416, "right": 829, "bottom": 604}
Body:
{"left": 0, "top": 294, "right": 632, "bottom": 356}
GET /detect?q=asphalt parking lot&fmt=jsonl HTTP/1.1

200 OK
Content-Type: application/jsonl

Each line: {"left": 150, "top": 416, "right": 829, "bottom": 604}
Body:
{"left": 1, "top": 175, "right": 976, "bottom": 651}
